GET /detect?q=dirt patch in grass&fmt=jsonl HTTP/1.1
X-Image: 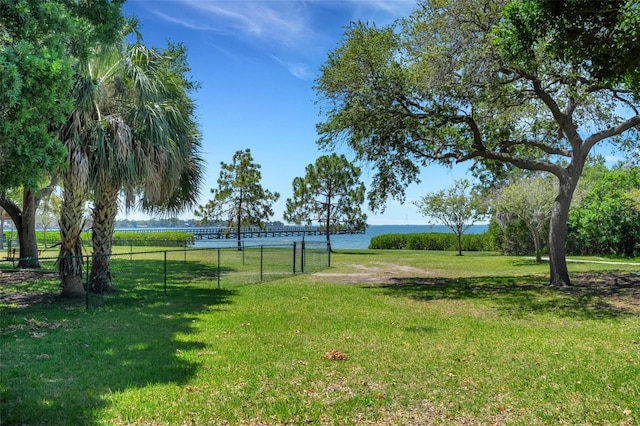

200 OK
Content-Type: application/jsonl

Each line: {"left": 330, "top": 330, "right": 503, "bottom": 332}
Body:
{"left": 0, "top": 269, "right": 60, "bottom": 307}
{"left": 313, "top": 262, "right": 436, "bottom": 284}
{"left": 568, "top": 272, "right": 640, "bottom": 314}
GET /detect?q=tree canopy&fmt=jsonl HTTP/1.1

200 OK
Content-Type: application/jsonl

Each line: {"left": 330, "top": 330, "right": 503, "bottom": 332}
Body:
{"left": 315, "top": 0, "right": 640, "bottom": 286}
{"left": 195, "top": 149, "right": 279, "bottom": 250}
{"left": 284, "top": 153, "right": 367, "bottom": 247}
{"left": 492, "top": 174, "right": 555, "bottom": 262}
{"left": 567, "top": 166, "right": 640, "bottom": 257}
{"left": 414, "top": 179, "right": 484, "bottom": 256}
{"left": 0, "top": 0, "right": 124, "bottom": 191}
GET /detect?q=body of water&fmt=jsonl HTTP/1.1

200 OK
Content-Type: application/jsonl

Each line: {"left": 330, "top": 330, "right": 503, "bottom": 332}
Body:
{"left": 193, "top": 224, "right": 489, "bottom": 250}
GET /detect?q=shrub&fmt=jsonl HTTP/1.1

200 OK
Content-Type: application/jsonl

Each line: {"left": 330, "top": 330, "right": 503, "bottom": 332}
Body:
{"left": 487, "top": 218, "right": 539, "bottom": 255}
{"left": 111, "top": 231, "right": 194, "bottom": 247}
{"left": 369, "top": 232, "right": 493, "bottom": 251}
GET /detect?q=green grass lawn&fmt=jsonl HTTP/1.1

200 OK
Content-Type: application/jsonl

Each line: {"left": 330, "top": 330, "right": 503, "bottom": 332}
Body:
{"left": 1, "top": 250, "right": 638, "bottom": 425}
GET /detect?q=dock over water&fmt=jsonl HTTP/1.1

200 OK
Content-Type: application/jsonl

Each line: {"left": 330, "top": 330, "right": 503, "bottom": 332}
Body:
{"left": 124, "top": 226, "right": 365, "bottom": 240}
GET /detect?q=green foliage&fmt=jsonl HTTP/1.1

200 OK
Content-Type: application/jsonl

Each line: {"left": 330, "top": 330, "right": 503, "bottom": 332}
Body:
{"left": 110, "top": 231, "right": 194, "bottom": 247}
{"left": 497, "top": 0, "right": 640, "bottom": 89}
{"left": 284, "top": 153, "right": 367, "bottom": 234}
{"left": 487, "top": 217, "right": 540, "bottom": 255}
{"left": 369, "top": 232, "right": 493, "bottom": 251}
{"left": 6, "top": 231, "right": 194, "bottom": 248}
{"left": 195, "top": 149, "right": 279, "bottom": 228}
{"left": 414, "top": 179, "right": 486, "bottom": 255}
{"left": 195, "top": 149, "right": 278, "bottom": 251}
{"left": 567, "top": 167, "right": 640, "bottom": 257}
{"left": 0, "top": 1, "right": 72, "bottom": 190}
{"left": 490, "top": 174, "right": 555, "bottom": 260}
{"left": 415, "top": 180, "right": 485, "bottom": 233}
{"left": 0, "top": 0, "right": 124, "bottom": 192}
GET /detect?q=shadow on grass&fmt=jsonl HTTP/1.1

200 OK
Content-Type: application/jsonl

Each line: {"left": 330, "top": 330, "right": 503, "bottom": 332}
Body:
{"left": 0, "top": 264, "right": 236, "bottom": 425}
{"left": 374, "top": 272, "right": 640, "bottom": 320}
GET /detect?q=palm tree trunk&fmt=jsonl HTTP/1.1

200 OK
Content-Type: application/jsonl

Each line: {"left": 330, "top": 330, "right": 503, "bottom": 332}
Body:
{"left": 90, "top": 182, "right": 118, "bottom": 294}
{"left": 59, "top": 145, "right": 88, "bottom": 298}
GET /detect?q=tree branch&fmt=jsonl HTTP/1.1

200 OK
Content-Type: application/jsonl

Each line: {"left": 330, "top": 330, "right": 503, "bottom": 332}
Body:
{"left": 583, "top": 114, "right": 640, "bottom": 153}
{"left": 612, "top": 91, "right": 639, "bottom": 115}
{"left": 0, "top": 192, "right": 22, "bottom": 225}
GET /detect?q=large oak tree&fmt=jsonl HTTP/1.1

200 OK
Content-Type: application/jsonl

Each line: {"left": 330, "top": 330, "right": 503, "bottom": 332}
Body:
{"left": 315, "top": 0, "right": 640, "bottom": 286}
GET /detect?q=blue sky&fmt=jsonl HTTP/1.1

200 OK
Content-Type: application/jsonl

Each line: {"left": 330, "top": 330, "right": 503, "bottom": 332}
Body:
{"left": 119, "top": 0, "right": 478, "bottom": 225}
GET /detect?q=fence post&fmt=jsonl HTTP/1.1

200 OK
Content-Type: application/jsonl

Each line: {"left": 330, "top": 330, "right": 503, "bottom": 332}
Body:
{"left": 301, "top": 238, "right": 305, "bottom": 274}
{"left": 260, "top": 245, "right": 263, "bottom": 282}
{"left": 292, "top": 241, "right": 296, "bottom": 274}
{"left": 85, "top": 254, "right": 90, "bottom": 311}
{"left": 164, "top": 251, "right": 167, "bottom": 296}
{"left": 217, "top": 248, "right": 221, "bottom": 289}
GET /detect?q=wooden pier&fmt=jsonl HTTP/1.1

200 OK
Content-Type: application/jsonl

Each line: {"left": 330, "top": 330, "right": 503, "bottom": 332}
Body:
{"left": 122, "top": 226, "right": 365, "bottom": 240}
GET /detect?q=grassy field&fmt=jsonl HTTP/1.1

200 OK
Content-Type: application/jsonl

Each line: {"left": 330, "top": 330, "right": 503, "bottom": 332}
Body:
{"left": 1, "top": 250, "right": 638, "bottom": 425}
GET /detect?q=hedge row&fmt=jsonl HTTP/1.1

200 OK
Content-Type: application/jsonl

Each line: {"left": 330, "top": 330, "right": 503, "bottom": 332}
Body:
{"left": 368, "top": 232, "right": 494, "bottom": 251}
{"left": 111, "top": 231, "right": 194, "bottom": 247}
{"left": 2, "top": 231, "right": 194, "bottom": 248}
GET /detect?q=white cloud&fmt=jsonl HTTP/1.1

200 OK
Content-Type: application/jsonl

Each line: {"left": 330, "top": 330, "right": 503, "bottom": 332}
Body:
{"left": 146, "top": 0, "right": 416, "bottom": 78}
{"left": 339, "top": 0, "right": 417, "bottom": 16}
{"left": 151, "top": 10, "right": 215, "bottom": 31}
{"left": 157, "top": 0, "right": 314, "bottom": 47}
{"left": 271, "top": 55, "right": 311, "bottom": 79}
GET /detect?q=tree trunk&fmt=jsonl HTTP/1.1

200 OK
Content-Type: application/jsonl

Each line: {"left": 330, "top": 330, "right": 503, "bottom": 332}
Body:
{"left": 530, "top": 227, "right": 542, "bottom": 263}
{"left": 90, "top": 182, "right": 118, "bottom": 294}
{"left": 17, "top": 190, "right": 40, "bottom": 268}
{"left": 548, "top": 173, "right": 579, "bottom": 287}
{"left": 0, "top": 207, "right": 5, "bottom": 250}
{"left": 0, "top": 191, "right": 40, "bottom": 268}
{"left": 59, "top": 145, "right": 88, "bottom": 298}
{"left": 456, "top": 233, "right": 463, "bottom": 256}
{"left": 533, "top": 233, "right": 542, "bottom": 263}
{"left": 325, "top": 194, "right": 332, "bottom": 251}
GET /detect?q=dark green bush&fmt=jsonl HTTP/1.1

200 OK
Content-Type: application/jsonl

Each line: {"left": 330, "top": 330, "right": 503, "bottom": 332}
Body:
{"left": 3, "top": 231, "right": 194, "bottom": 248}
{"left": 369, "top": 232, "right": 493, "bottom": 251}
{"left": 111, "top": 231, "right": 194, "bottom": 247}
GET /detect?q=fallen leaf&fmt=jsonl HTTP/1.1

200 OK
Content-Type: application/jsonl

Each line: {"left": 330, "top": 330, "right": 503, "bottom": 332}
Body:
{"left": 323, "top": 349, "right": 347, "bottom": 360}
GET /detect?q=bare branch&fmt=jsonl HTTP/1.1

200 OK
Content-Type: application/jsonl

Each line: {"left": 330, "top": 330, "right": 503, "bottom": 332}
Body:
{"left": 612, "top": 91, "right": 640, "bottom": 115}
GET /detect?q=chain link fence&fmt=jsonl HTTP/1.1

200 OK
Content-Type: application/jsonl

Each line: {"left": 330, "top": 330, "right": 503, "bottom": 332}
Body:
{"left": 0, "top": 241, "right": 330, "bottom": 310}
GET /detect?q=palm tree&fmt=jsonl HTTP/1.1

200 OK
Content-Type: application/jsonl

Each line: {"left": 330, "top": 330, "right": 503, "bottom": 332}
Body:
{"left": 88, "top": 41, "right": 202, "bottom": 293}
{"left": 58, "top": 23, "right": 202, "bottom": 296}
{"left": 57, "top": 66, "right": 99, "bottom": 297}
